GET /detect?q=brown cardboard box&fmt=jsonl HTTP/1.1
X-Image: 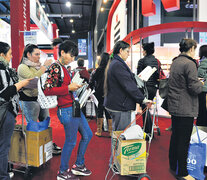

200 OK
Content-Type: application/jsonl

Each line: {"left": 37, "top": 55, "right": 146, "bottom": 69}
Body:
{"left": 112, "top": 131, "right": 146, "bottom": 175}
{"left": 9, "top": 127, "right": 53, "bottom": 167}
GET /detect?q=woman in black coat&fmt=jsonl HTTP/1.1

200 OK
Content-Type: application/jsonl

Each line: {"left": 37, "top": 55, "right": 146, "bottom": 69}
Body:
{"left": 89, "top": 53, "right": 112, "bottom": 137}
{"left": 0, "top": 42, "right": 31, "bottom": 179}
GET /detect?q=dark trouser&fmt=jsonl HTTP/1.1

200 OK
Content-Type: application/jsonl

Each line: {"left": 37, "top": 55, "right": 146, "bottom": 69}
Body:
{"left": 96, "top": 98, "right": 111, "bottom": 119}
{"left": 0, "top": 111, "right": 15, "bottom": 180}
{"left": 196, "top": 92, "right": 207, "bottom": 126}
{"left": 169, "top": 116, "right": 194, "bottom": 177}
{"left": 108, "top": 110, "right": 131, "bottom": 166}
{"left": 142, "top": 85, "right": 157, "bottom": 134}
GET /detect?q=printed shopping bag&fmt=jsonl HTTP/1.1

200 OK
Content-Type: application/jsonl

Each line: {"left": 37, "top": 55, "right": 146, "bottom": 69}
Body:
{"left": 187, "top": 126, "right": 206, "bottom": 180}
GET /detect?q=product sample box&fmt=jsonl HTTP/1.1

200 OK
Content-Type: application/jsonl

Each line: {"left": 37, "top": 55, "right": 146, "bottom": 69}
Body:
{"left": 112, "top": 131, "right": 146, "bottom": 175}
{"left": 9, "top": 127, "right": 53, "bottom": 167}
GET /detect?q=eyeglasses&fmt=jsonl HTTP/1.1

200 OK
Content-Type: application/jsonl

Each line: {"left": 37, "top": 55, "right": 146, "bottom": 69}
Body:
{"left": 124, "top": 48, "right": 130, "bottom": 54}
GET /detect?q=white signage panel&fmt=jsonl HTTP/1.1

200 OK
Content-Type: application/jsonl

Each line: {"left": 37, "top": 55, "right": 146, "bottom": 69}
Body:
{"left": 110, "top": 0, "right": 127, "bottom": 49}
{"left": 30, "top": 0, "right": 53, "bottom": 41}
{"left": 0, "top": 19, "right": 11, "bottom": 45}
{"left": 24, "top": 31, "right": 37, "bottom": 45}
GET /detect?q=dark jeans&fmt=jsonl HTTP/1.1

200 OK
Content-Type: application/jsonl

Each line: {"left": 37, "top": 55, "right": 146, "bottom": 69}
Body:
{"left": 0, "top": 111, "right": 15, "bottom": 180}
{"left": 142, "top": 85, "right": 157, "bottom": 134}
{"left": 169, "top": 116, "right": 194, "bottom": 177}
{"left": 196, "top": 92, "right": 207, "bottom": 126}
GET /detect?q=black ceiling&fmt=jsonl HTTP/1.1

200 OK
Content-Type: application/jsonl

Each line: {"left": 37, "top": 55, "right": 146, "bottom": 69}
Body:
{"left": 0, "top": 0, "right": 95, "bottom": 39}
{"left": 39, "top": 0, "right": 94, "bottom": 39}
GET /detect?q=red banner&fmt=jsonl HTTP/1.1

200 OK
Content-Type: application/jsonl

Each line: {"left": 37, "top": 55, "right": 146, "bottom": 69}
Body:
{"left": 10, "top": 0, "right": 30, "bottom": 69}
{"left": 142, "top": 0, "right": 180, "bottom": 17}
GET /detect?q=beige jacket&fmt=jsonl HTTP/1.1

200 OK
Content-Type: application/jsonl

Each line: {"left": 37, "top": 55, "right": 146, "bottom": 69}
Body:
{"left": 18, "top": 64, "right": 44, "bottom": 97}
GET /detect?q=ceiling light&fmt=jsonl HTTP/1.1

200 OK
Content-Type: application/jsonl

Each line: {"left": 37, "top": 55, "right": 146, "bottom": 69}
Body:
{"left": 72, "top": 29, "right": 75, "bottom": 33}
{"left": 100, "top": 7, "right": 104, "bottom": 12}
{"left": 66, "top": 1, "right": 71, "bottom": 8}
{"left": 70, "top": 19, "right": 74, "bottom": 23}
{"left": 103, "top": 0, "right": 108, "bottom": 3}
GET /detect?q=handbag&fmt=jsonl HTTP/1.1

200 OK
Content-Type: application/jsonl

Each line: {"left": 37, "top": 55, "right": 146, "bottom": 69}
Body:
{"left": 187, "top": 126, "right": 206, "bottom": 180}
{"left": 37, "top": 63, "right": 64, "bottom": 109}
{"left": 37, "top": 74, "right": 58, "bottom": 109}
{"left": 159, "top": 78, "right": 168, "bottom": 99}
{"left": 0, "top": 101, "right": 10, "bottom": 129}
{"left": 72, "top": 99, "right": 81, "bottom": 118}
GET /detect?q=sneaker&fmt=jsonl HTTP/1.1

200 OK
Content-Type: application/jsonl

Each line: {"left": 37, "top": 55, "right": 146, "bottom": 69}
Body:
{"left": 53, "top": 143, "right": 62, "bottom": 155}
{"left": 111, "top": 164, "right": 119, "bottom": 173}
{"left": 71, "top": 164, "right": 92, "bottom": 176}
{"left": 57, "top": 169, "right": 79, "bottom": 180}
{"left": 9, "top": 172, "right": 14, "bottom": 179}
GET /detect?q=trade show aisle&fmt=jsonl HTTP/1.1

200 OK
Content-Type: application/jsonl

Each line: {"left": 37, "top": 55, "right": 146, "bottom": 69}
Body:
{"left": 13, "top": 109, "right": 178, "bottom": 180}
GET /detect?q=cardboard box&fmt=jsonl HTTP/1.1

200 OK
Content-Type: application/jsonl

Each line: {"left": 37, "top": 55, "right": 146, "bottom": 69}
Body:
{"left": 9, "top": 127, "right": 53, "bottom": 167}
{"left": 112, "top": 131, "right": 146, "bottom": 175}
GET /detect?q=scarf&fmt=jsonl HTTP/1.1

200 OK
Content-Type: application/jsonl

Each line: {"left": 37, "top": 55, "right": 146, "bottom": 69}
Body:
{"left": 0, "top": 56, "right": 19, "bottom": 83}
{"left": 22, "top": 57, "right": 41, "bottom": 70}
{"left": 0, "top": 56, "right": 9, "bottom": 67}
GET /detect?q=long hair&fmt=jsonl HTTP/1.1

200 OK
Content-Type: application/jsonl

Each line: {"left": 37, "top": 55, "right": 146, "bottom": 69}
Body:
{"left": 104, "top": 41, "right": 130, "bottom": 96}
{"left": 99, "top": 52, "right": 110, "bottom": 69}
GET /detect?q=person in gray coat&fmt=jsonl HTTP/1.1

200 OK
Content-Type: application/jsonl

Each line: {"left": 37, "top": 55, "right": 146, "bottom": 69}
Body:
{"left": 197, "top": 45, "right": 207, "bottom": 126}
{"left": 168, "top": 38, "right": 203, "bottom": 180}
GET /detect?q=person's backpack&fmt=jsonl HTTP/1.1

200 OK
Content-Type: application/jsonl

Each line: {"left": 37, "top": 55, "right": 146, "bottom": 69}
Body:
{"left": 37, "top": 63, "right": 64, "bottom": 109}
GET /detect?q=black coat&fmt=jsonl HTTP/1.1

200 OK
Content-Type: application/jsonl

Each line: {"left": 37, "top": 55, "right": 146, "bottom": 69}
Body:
{"left": 89, "top": 67, "right": 105, "bottom": 101}
{"left": 137, "top": 55, "right": 159, "bottom": 87}
{"left": 168, "top": 54, "right": 203, "bottom": 117}
{"left": 104, "top": 55, "right": 144, "bottom": 111}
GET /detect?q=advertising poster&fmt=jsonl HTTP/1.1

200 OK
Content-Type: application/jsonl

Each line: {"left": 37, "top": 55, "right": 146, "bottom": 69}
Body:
{"left": 78, "top": 39, "right": 87, "bottom": 56}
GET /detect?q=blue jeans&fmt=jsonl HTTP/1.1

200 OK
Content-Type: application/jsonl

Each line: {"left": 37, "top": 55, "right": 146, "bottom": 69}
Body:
{"left": 0, "top": 111, "right": 15, "bottom": 180}
{"left": 57, "top": 107, "right": 93, "bottom": 172}
{"left": 20, "top": 101, "right": 49, "bottom": 123}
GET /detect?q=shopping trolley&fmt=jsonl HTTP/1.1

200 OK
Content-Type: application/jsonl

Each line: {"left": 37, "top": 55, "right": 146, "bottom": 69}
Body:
{"left": 8, "top": 102, "right": 53, "bottom": 179}
{"left": 143, "top": 93, "right": 161, "bottom": 137}
{"left": 105, "top": 106, "right": 152, "bottom": 180}
{"left": 105, "top": 75, "right": 160, "bottom": 180}
{"left": 8, "top": 105, "right": 31, "bottom": 179}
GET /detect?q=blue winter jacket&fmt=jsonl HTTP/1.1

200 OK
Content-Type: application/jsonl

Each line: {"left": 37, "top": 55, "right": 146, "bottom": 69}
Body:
{"left": 104, "top": 55, "right": 144, "bottom": 111}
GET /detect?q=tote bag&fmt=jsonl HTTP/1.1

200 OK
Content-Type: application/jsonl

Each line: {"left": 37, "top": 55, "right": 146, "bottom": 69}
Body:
{"left": 187, "top": 126, "right": 206, "bottom": 180}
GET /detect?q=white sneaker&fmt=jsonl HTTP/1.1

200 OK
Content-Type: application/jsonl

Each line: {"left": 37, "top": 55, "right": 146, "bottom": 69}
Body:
{"left": 9, "top": 172, "right": 14, "bottom": 178}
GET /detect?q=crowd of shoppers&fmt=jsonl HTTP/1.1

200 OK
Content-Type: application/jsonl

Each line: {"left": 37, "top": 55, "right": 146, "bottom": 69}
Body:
{"left": 1, "top": 36, "right": 207, "bottom": 180}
